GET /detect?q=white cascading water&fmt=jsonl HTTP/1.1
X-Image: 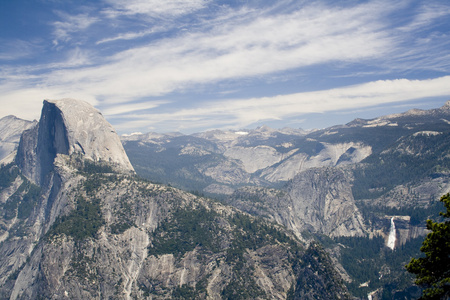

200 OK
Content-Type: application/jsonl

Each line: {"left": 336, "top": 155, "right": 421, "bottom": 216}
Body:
{"left": 387, "top": 217, "right": 396, "bottom": 250}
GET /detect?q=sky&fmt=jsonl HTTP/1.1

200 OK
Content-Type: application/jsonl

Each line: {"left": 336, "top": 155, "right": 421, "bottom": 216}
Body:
{"left": 1, "top": 0, "right": 450, "bottom": 134}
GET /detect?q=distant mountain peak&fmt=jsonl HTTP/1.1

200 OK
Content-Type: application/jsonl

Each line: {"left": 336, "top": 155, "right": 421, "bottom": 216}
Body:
{"left": 0, "top": 115, "right": 36, "bottom": 162}
{"left": 16, "top": 98, "right": 134, "bottom": 185}
{"left": 254, "top": 125, "right": 274, "bottom": 132}
{"left": 440, "top": 99, "right": 450, "bottom": 110}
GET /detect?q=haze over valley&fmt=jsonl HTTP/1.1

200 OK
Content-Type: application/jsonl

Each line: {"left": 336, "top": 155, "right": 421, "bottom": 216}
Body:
{"left": 1, "top": 0, "right": 450, "bottom": 298}
{"left": 0, "top": 99, "right": 449, "bottom": 298}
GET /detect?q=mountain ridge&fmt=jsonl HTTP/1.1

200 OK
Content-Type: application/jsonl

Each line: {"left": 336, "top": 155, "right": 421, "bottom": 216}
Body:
{"left": 1, "top": 99, "right": 450, "bottom": 298}
{"left": 0, "top": 99, "right": 351, "bottom": 299}
{"left": 121, "top": 100, "right": 450, "bottom": 197}
{"left": 118, "top": 100, "right": 450, "bottom": 298}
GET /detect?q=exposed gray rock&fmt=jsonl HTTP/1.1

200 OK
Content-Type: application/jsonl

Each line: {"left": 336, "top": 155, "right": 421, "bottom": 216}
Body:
{"left": 0, "top": 116, "right": 35, "bottom": 162}
{"left": 199, "top": 159, "right": 253, "bottom": 185}
{"left": 203, "top": 184, "right": 235, "bottom": 195}
{"left": 261, "top": 142, "right": 371, "bottom": 182}
{"left": 364, "top": 175, "right": 450, "bottom": 210}
{"left": 123, "top": 126, "right": 372, "bottom": 193}
{"left": 381, "top": 216, "right": 428, "bottom": 249}
{"left": 2, "top": 171, "right": 350, "bottom": 299}
{"left": 224, "top": 146, "right": 297, "bottom": 173}
{"left": 0, "top": 99, "right": 351, "bottom": 299}
{"left": 16, "top": 99, "right": 134, "bottom": 186}
{"left": 286, "top": 168, "right": 366, "bottom": 237}
{"left": 227, "top": 167, "right": 367, "bottom": 238}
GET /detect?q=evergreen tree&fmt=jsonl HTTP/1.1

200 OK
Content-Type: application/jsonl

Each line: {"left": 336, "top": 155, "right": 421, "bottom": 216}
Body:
{"left": 406, "top": 194, "right": 450, "bottom": 299}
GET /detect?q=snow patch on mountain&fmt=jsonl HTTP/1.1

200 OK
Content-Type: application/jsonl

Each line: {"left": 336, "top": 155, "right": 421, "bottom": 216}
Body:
{"left": 413, "top": 131, "right": 441, "bottom": 136}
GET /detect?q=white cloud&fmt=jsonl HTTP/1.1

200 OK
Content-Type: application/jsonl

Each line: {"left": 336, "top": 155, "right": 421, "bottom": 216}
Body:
{"left": 52, "top": 12, "right": 98, "bottom": 45}
{"left": 96, "top": 28, "right": 156, "bottom": 44}
{"left": 0, "top": 87, "right": 98, "bottom": 121}
{"left": 0, "top": 40, "right": 40, "bottom": 61}
{"left": 1, "top": 0, "right": 449, "bottom": 134}
{"left": 104, "top": 0, "right": 210, "bottom": 18}
{"left": 101, "top": 100, "right": 170, "bottom": 115}
{"left": 40, "top": 1, "right": 394, "bottom": 103}
{"left": 111, "top": 76, "right": 450, "bottom": 133}
{"left": 400, "top": 2, "right": 450, "bottom": 32}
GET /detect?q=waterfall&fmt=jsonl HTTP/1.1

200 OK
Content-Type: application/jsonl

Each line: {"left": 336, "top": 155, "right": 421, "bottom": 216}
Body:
{"left": 387, "top": 217, "right": 396, "bottom": 250}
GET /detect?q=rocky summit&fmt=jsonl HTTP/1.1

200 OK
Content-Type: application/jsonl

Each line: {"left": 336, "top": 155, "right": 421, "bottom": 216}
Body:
{"left": 0, "top": 99, "right": 350, "bottom": 299}
{"left": 16, "top": 99, "right": 134, "bottom": 186}
{"left": 2, "top": 99, "right": 450, "bottom": 299}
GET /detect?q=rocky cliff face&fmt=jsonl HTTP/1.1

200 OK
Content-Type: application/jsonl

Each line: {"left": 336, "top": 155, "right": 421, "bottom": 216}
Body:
{"left": 227, "top": 167, "right": 367, "bottom": 238}
{"left": 0, "top": 99, "right": 350, "bottom": 299}
{"left": 16, "top": 99, "right": 133, "bottom": 186}
{"left": 117, "top": 101, "right": 450, "bottom": 299}
{"left": 0, "top": 116, "right": 36, "bottom": 163}
{"left": 5, "top": 175, "right": 349, "bottom": 299}
{"left": 122, "top": 101, "right": 450, "bottom": 199}
{"left": 122, "top": 127, "right": 373, "bottom": 195}
{"left": 286, "top": 168, "right": 366, "bottom": 237}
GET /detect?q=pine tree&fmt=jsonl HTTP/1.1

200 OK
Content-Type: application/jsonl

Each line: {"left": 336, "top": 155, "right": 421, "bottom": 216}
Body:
{"left": 406, "top": 194, "right": 450, "bottom": 299}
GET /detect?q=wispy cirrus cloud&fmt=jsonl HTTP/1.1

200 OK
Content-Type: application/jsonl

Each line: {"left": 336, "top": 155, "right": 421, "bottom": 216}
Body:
{"left": 110, "top": 76, "right": 450, "bottom": 133}
{"left": 96, "top": 28, "right": 156, "bottom": 45}
{"left": 0, "top": 39, "right": 41, "bottom": 61}
{"left": 378, "top": 1, "right": 450, "bottom": 73}
{"left": 103, "top": 0, "right": 210, "bottom": 18}
{"left": 399, "top": 2, "right": 450, "bottom": 32}
{"left": 52, "top": 12, "right": 98, "bottom": 46}
{"left": 0, "top": 0, "right": 449, "bottom": 133}
{"left": 41, "top": 1, "right": 395, "bottom": 101}
{"left": 101, "top": 100, "right": 170, "bottom": 116}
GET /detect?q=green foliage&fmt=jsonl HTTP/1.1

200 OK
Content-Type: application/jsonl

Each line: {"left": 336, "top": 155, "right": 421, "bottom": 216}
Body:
{"left": 352, "top": 132, "right": 450, "bottom": 200}
{"left": 69, "top": 251, "right": 97, "bottom": 281}
{"left": 17, "top": 183, "right": 41, "bottom": 219}
{"left": 2, "top": 179, "right": 41, "bottom": 220}
{"left": 82, "top": 159, "right": 114, "bottom": 174}
{"left": 148, "top": 206, "right": 221, "bottom": 257}
{"left": 0, "top": 163, "right": 19, "bottom": 190}
{"left": 110, "top": 222, "right": 132, "bottom": 235}
{"left": 222, "top": 244, "right": 267, "bottom": 299}
{"left": 221, "top": 214, "right": 299, "bottom": 299}
{"left": 123, "top": 139, "right": 216, "bottom": 192}
{"left": 355, "top": 199, "right": 445, "bottom": 237}
{"left": 82, "top": 174, "right": 107, "bottom": 195}
{"left": 154, "top": 207, "right": 296, "bottom": 260}
{"left": 48, "top": 196, "right": 104, "bottom": 241}
{"left": 335, "top": 235, "right": 423, "bottom": 298}
{"left": 336, "top": 235, "right": 385, "bottom": 294}
{"left": 221, "top": 271, "right": 265, "bottom": 300}
{"left": 148, "top": 206, "right": 299, "bottom": 298}
{"left": 172, "top": 284, "right": 196, "bottom": 300}
{"left": 293, "top": 242, "right": 350, "bottom": 299}
{"left": 406, "top": 194, "right": 450, "bottom": 300}
{"left": 110, "top": 196, "right": 134, "bottom": 234}
{"left": 227, "top": 213, "right": 293, "bottom": 255}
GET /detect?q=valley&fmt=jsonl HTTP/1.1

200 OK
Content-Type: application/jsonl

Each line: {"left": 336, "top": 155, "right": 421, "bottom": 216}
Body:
{"left": 0, "top": 99, "right": 449, "bottom": 299}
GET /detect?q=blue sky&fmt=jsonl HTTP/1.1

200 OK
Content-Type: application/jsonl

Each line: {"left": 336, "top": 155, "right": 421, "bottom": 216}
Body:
{"left": 1, "top": 0, "right": 450, "bottom": 134}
